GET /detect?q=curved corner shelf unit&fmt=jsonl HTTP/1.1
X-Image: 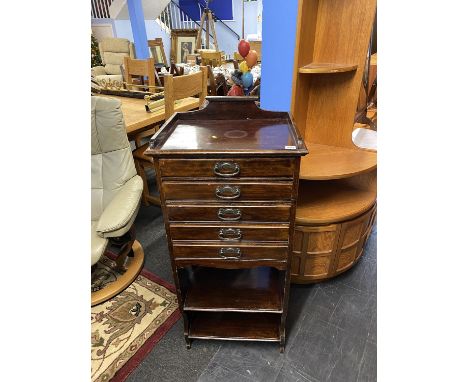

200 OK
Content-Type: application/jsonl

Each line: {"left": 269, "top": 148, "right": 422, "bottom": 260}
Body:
{"left": 291, "top": 178, "right": 377, "bottom": 283}
{"left": 298, "top": 63, "right": 358, "bottom": 74}
{"left": 292, "top": 202, "right": 376, "bottom": 284}
{"left": 296, "top": 179, "right": 377, "bottom": 225}
{"left": 290, "top": 0, "right": 377, "bottom": 283}
{"left": 299, "top": 142, "right": 377, "bottom": 180}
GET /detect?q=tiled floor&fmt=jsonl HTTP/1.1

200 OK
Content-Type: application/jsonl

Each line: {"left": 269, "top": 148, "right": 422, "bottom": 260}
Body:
{"left": 128, "top": 201, "right": 377, "bottom": 382}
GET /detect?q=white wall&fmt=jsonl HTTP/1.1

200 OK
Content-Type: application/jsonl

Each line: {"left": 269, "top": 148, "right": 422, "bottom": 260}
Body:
{"left": 92, "top": 0, "right": 261, "bottom": 63}
{"left": 109, "top": 19, "right": 171, "bottom": 64}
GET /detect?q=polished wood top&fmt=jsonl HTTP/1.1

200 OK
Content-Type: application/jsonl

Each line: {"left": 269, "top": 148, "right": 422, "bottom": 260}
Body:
{"left": 147, "top": 97, "right": 308, "bottom": 157}
{"left": 298, "top": 63, "right": 358, "bottom": 74}
{"left": 100, "top": 94, "right": 199, "bottom": 136}
{"left": 299, "top": 141, "right": 376, "bottom": 180}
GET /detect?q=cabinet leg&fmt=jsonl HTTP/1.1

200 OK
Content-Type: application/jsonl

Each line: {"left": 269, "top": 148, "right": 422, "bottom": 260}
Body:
{"left": 280, "top": 332, "right": 286, "bottom": 353}
{"left": 185, "top": 337, "right": 192, "bottom": 349}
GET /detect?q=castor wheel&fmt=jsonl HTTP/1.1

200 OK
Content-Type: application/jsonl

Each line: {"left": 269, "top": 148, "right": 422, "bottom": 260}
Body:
{"left": 185, "top": 339, "right": 192, "bottom": 349}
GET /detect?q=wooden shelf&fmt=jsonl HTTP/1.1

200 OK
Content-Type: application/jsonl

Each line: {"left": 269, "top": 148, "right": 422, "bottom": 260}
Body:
{"left": 188, "top": 312, "right": 281, "bottom": 342}
{"left": 299, "top": 142, "right": 377, "bottom": 180}
{"left": 185, "top": 267, "right": 283, "bottom": 313}
{"left": 296, "top": 179, "right": 376, "bottom": 224}
{"left": 298, "top": 63, "right": 358, "bottom": 74}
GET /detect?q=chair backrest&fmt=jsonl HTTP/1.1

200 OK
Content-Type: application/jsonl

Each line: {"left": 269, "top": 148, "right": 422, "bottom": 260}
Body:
{"left": 163, "top": 66, "right": 208, "bottom": 120}
{"left": 207, "top": 65, "right": 228, "bottom": 96}
{"left": 99, "top": 38, "right": 135, "bottom": 75}
{"left": 148, "top": 38, "right": 168, "bottom": 66}
{"left": 200, "top": 51, "right": 223, "bottom": 67}
{"left": 91, "top": 96, "right": 137, "bottom": 221}
{"left": 233, "top": 51, "right": 244, "bottom": 62}
{"left": 123, "top": 57, "right": 156, "bottom": 92}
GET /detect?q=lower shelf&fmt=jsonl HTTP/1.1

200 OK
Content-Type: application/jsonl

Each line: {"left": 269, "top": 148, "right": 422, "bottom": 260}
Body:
{"left": 184, "top": 267, "right": 283, "bottom": 313}
{"left": 188, "top": 312, "right": 281, "bottom": 342}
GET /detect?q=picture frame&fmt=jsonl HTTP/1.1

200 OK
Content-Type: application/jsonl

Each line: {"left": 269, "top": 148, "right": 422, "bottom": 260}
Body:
{"left": 170, "top": 29, "right": 198, "bottom": 64}
{"left": 148, "top": 38, "right": 168, "bottom": 66}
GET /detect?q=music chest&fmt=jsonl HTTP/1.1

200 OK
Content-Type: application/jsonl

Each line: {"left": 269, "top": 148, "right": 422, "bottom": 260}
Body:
{"left": 145, "top": 97, "right": 308, "bottom": 351}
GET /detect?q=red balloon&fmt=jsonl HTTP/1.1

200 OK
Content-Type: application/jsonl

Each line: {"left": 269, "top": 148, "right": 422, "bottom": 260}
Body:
{"left": 238, "top": 39, "right": 250, "bottom": 57}
{"left": 227, "top": 84, "right": 244, "bottom": 96}
{"left": 245, "top": 50, "right": 258, "bottom": 68}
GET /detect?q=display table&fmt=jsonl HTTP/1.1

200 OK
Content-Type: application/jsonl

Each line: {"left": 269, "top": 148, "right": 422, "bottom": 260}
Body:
{"left": 145, "top": 97, "right": 307, "bottom": 352}
{"left": 100, "top": 94, "right": 200, "bottom": 140}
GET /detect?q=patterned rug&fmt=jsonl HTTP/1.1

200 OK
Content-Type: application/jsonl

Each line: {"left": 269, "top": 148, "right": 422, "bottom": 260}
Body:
{"left": 91, "top": 254, "right": 180, "bottom": 382}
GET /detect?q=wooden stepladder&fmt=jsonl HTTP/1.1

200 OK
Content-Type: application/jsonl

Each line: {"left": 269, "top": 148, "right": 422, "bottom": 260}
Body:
{"left": 195, "top": 3, "right": 218, "bottom": 51}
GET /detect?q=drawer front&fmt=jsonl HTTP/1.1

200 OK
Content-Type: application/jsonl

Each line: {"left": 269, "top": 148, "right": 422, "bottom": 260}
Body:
{"left": 162, "top": 181, "right": 293, "bottom": 202}
{"left": 159, "top": 158, "right": 295, "bottom": 178}
{"left": 169, "top": 224, "right": 290, "bottom": 242}
{"left": 166, "top": 204, "right": 291, "bottom": 222}
{"left": 172, "top": 244, "right": 288, "bottom": 261}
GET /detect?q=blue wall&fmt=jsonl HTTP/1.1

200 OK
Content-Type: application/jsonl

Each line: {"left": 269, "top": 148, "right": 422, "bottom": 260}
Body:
{"left": 260, "top": 0, "right": 298, "bottom": 112}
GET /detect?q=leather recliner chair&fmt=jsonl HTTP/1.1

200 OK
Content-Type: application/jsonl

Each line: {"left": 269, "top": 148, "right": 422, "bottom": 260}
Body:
{"left": 91, "top": 38, "right": 136, "bottom": 84}
{"left": 91, "top": 96, "right": 144, "bottom": 305}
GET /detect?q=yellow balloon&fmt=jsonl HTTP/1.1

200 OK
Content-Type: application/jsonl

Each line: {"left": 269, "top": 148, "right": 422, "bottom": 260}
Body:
{"left": 239, "top": 61, "right": 249, "bottom": 73}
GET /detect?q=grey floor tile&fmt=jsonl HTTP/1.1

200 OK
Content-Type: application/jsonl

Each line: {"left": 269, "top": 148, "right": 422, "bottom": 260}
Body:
{"left": 286, "top": 316, "right": 367, "bottom": 382}
{"left": 275, "top": 363, "right": 319, "bottom": 382}
{"left": 127, "top": 321, "right": 220, "bottom": 382}
{"left": 334, "top": 257, "right": 376, "bottom": 296}
{"left": 198, "top": 361, "right": 257, "bottom": 382}
{"left": 202, "top": 341, "right": 285, "bottom": 382}
{"left": 356, "top": 341, "right": 377, "bottom": 382}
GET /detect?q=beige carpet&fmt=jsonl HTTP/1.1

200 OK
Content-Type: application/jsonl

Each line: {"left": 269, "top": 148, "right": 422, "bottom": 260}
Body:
{"left": 91, "top": 255, "right": 180, "bottom": 382}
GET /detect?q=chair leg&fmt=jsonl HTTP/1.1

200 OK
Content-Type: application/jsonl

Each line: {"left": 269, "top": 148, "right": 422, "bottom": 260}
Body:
{"left": 135, "top": 159, "right": 150, "bottom": 206}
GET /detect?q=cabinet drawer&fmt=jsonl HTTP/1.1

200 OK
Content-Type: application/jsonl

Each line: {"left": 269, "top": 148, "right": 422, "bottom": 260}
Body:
{"left": 162, "top": 181, "right": 293, "bottom": 201}
{"left": 169, "top": 224, "right": 290, "bottom": 242}
{"left": 166, "top": 204, "right": 291, "bottom": 222}
{"left": 159, "top": 158, "right": 296, "bottom": 178}
{"left": 172, "top": 243, "right": 288, "bottom": 261}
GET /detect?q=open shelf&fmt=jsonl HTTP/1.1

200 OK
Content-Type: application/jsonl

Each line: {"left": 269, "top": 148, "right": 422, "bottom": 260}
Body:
{"left": 298, "top": 63, "right": 358, "bottom": 74}
{"left": 184, "top": 267, "right": 283, "bottom": 313}
{"left": 299, "top": 142, "right": 377, "bottom": 180}
{"left": 296, "top": 179, "right": 376, "bottom": 225}
{"left": 188, "top": 312, "right": 281, "bottom": 342}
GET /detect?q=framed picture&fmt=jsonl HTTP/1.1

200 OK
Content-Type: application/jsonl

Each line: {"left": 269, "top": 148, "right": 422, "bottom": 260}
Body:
{"left": 148, "top": 38, "right": 168, "bottom": 66}
{"left": 170, "top": 29, "right": 198, "bottom": 64}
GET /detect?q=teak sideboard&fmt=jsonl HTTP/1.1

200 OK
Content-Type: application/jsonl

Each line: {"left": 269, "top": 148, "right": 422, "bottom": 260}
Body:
{"left": 145, "top": 97, "right": 307, "bottom": 351}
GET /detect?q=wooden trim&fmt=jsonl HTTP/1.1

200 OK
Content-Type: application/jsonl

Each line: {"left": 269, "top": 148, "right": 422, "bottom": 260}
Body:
{"left": 91, "top": 240, "right": 144, "bottom": 306}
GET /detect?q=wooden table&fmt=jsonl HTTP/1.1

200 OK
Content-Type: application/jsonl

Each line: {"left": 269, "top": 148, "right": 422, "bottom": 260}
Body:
{"left": 100, "top": 95, "right": 200, "bottom": 139}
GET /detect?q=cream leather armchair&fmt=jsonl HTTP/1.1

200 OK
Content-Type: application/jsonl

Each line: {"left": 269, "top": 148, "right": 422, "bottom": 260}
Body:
{"left": 91, "top": 96, "right": 144, "bottom": 305}
{"left": 91, "top": 38, "right": 135, "bottom": 84}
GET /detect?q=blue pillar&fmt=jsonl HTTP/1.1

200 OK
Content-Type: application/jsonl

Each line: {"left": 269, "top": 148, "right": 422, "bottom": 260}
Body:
{"left": 127, "top": 0, "right": 149, "bottom": 59}
{"left": 260, "top": 0, "right": 298, "bottom": 111}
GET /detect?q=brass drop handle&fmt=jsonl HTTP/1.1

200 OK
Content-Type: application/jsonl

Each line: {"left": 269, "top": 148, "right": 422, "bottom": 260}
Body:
{"left": 213, "top": 162, "right": 240, "bottom": 177}
{"left": 217, "top": 208, "right": 242, "bottom": 221}
{"left": 218, "top": 228, "right": 242, "bottom": 241}
{"left": 219, "top": 247, "right": 242, "bottom": 259}
{"left": 215, "top": 185, "right": 241, "bottom": 199}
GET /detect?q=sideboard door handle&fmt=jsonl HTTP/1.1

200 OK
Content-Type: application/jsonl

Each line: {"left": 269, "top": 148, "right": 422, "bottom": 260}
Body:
{"left": 213, "top": 162, "right": 240, "bottom": 177}
{"left": 218, "top": 208, "right": 242, "bottom": 221}
{"left": 215, "top": 185, "right": 241, "bottom": 199}
{"left": 219, "top": 247, "right": 242, "bottom": 259}
{"left": 219, "top": 228, "right": 242, "bottom": 241}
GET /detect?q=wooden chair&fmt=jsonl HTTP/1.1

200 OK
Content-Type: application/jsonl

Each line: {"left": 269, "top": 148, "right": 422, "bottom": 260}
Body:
{"left": 123, "top": 56, "right": 157, "bottom": 92}
{"left": 123, "top": 57, "right": 163, "bottom": 147}
{"left": 148, "top": 38, "right": 168, "bottom": 66}
{"left": 233, "top": 51, "right": 244, "bottom": 63}
{"left": 200, "top": 51, "right": 223, "bottom": 67}
{"left": 132, "top": 66, "right": 208, "bottom": 206}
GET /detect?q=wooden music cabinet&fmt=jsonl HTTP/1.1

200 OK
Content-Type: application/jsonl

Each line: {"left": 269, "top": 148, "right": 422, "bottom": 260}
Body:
{"left": 146, "top": 97, "right": 308, "bottom": 351}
